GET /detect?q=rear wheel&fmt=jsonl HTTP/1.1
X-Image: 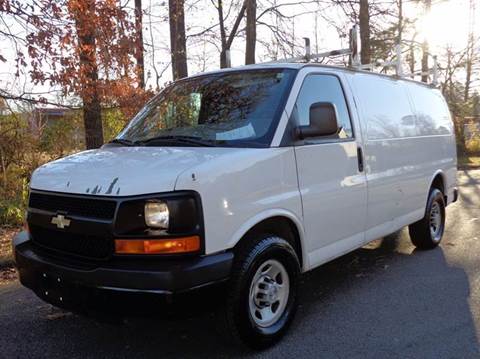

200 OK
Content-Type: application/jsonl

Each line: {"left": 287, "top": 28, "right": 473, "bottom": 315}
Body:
{"left": 409, "top": 188, "right": 446, "bottom": 249}
{"left": 219, "top": 235, "right": 300, "bottom": 349}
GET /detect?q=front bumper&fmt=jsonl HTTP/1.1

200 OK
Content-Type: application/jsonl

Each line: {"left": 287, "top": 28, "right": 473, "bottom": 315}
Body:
{"left": 13, "top": 231, "right": 233, "bottom": 315}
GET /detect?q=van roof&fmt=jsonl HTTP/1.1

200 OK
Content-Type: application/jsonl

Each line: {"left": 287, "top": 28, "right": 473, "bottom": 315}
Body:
{"left": 187, "top": 62, "right": 436, "bottom": 90}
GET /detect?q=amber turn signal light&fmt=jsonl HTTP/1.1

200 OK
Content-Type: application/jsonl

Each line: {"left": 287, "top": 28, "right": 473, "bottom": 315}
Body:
{"left": 115, "top": 236, "right": 201, "bottom": 254}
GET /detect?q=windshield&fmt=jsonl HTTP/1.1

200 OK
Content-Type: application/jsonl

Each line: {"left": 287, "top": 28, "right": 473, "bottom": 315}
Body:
{"left": 116, "top": 69, "right": 296, "bottom": 147}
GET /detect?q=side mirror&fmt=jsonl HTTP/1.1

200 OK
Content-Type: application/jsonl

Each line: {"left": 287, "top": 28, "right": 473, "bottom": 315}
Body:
{"left": 296, "top": 102, "right": 339, "bottom": 140}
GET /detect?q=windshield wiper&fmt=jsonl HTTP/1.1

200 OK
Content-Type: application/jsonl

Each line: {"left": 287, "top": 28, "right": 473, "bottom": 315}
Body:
{"left": 108, "top": 138, "right": 135, "bottom": 146}
{"left": 135, "top": 135, "right": 218, "bottom": 147}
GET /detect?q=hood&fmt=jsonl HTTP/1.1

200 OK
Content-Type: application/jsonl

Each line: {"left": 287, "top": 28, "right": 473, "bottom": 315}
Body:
{"left": 30, "top": 146, "right": 242, "bottom": 196}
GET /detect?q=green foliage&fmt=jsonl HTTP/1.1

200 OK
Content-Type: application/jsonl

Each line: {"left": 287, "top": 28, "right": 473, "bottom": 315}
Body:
{"left": 40, "top": 111, "right": 84, "bottom": 157}
{"left": 0, "top": 113, "right": 41, "bottom": 226}
{"left": 0, "top": 178, "right": 28, "bottom": 226}
{"left": 466, "top": 138, "right": 480, "bottom": 154}
{"left": 0, "top": 107, "right": 129, "bottom": 227}
{"left": 103, "top": 108, "right": 127, "bottom": 143}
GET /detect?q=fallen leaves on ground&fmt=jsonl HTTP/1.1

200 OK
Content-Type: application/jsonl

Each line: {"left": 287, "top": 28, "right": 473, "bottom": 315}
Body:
{"left": 0, "top": 226, "right": 20, "bottom": 284}
{"left": 46, "top": 310, "right": 72, "bottom": 321}
{"left": 0, "top": 226, "right": 20, "bottom": 264}
{"left": 0, "top": 267, "right": 17, "bottom": 284}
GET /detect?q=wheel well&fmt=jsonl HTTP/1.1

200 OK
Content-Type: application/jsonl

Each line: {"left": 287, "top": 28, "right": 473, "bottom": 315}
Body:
{"left": 234, "top": 216, "right": 303, "bottom": 269}
{"left": 431, "top": 173, "right": 445, "bottom": 195}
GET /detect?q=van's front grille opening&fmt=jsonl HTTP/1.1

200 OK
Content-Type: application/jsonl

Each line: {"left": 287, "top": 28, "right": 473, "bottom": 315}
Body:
{"left": 29, "top": 192, "right": 117, "bottom": 220}
{"left": 29, "top": 225, "right": 113, "bottom": 260}
{"left": 27, "top": 191, "right": 117, "bottom": 260}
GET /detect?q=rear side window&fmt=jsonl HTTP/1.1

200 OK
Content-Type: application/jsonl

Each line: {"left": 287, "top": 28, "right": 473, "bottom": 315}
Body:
{"left": 351, "top": 74, "right": 415, "bottom": 140}
{"left": 405, "top": 84, "right": 453, "bottom": 135}
{"left": 294, "top": 74, "right": 353, "bottom": 139}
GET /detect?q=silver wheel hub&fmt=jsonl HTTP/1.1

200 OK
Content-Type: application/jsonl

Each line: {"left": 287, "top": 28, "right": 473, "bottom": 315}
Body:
{"left": 429, "top": 202, "right": 442, "bottom": 240}
{"left": 249, "top": 259, "right": 290, "bottom": 328}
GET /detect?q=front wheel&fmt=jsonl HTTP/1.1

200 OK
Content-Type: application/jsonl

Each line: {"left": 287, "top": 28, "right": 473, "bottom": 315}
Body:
{"left": 409, "top": 188, "right": 446, "bottom": 249}
{"left": 219, "top": 235, "right": 300, "bottom": 349}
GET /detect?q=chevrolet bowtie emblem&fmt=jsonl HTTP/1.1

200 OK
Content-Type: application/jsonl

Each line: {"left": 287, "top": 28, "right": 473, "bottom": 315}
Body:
{"left": 51, "top": 214, "right": 71, "bottom": 229}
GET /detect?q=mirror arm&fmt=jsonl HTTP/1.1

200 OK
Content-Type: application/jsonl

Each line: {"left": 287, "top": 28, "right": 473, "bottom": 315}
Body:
{"left": 295, "top": 126, "right": 307, "bottom": 140}
{"left": 295, "top": 125, "right": 343, "bottom": 141}
{"left": 295, "top": 125, "right": 321, "bottom": 140}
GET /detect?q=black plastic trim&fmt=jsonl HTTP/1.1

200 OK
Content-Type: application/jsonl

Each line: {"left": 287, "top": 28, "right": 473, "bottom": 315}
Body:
{"left": 27, "top": 189, "right": 206, "bottom": 258}
{"left": 14, "top": 231, "right": 233, "bottom": 299}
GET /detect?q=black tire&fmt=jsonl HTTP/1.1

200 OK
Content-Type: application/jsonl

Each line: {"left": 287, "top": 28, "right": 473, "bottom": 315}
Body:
{"left": 218, "top": 235, "right": 300, "bottom": 349}
{"left": 409, "top": 188, "right": 446, "bottom": 250}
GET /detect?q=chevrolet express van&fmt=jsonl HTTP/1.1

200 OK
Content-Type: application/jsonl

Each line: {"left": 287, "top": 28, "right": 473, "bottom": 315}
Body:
{"left": 13, "top": 64, "right": 457, "bottom": 348}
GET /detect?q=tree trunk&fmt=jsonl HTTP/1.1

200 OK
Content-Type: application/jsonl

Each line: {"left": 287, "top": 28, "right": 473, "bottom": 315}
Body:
{"left": 442, "top": 47, "right": 452, "bottom": 95}
{"left": 134, "top": 0, "right": 145, "bottom": 88}
{"left": 421, "top": 0, "right": 431, "bottom": 83}
{"left": 218, "top": 0, "right": 228, "bottom": 68}
{"left": 397, "top": 0, "right": 403, "bottom": 44}
{"left": 421, "top": 44, "right": 429, "bottom": 82}
{"left": 359, "top": 0, "right": 371, "bottom": 65}
{"left": 220, "top": 49, "right": 229, "bottom": 69}
{"left": 409, "top": 40, "right": 415, "bottom": 77}
{"left": 465, "top": 52, "right": 473, "bottom": 102}
{"left": 83, "top": 94, "right": 103, "bottom": 149}
{"left": 245, "top": 0, "right": 256, "bottom": 65}
{"left": 0, "top": 145, "right": 7, "bottom": 189}
{"left": 218, "top": 0, "right": 247, "bottom": 68}
{"left": 169, "top": 0, "right": 188, "bottom": 80}
{"left": 454, "top": 116, "right": 466, "bottom": 156}
{"left": 464, "top": 0, "right": 475, "bottom": 102}
{"left": 74, "top": 0, "right": 103, "bottom": 149}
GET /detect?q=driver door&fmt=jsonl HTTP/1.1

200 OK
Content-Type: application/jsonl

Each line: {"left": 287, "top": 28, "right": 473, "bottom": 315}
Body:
{"left": 292, "top": 73, "right": 368, "bottom": 267}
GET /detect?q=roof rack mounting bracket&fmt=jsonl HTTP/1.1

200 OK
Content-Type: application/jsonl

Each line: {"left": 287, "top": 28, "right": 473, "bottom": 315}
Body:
{"left": 260, "top": 24, "right": 439, "bottom": 87}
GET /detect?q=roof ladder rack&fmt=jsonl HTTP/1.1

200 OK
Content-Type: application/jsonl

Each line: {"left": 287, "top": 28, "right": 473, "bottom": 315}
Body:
{"left": 264, "top": 25, "right": 359, "bottom": 65}
{"left": 262, "top": 24, "right": 439, "bottom": 87}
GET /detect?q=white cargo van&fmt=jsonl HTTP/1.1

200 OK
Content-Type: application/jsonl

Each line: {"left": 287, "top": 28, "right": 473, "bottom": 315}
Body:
{"left": 13, "top": 64, "right": 457, "bottom": 348}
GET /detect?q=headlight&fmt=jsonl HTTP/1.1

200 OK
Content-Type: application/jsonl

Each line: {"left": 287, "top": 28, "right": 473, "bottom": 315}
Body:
{"left": 145, "top": 200, "right": 169, "bottom": 229}
{"left": 114, "top": 192, "right": 201, "bottom": 237}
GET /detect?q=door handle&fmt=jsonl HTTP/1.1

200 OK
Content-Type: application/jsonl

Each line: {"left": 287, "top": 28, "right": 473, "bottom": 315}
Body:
{"left": 357, "top": 147, "right": 364, "bottom": 172}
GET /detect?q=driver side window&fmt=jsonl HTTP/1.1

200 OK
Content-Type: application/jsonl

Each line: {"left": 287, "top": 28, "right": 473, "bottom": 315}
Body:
{"left": 294, "top": 74, "right": 353, "bottom": 139}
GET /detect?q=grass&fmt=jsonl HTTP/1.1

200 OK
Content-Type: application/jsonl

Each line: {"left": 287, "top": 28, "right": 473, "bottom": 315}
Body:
{"left": 458, "top": 156, "right": 480, "bottom": 169}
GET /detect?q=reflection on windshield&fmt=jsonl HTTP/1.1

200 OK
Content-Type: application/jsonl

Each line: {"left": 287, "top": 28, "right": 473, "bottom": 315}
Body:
{"left": 117, "top": 69, "right": 296, "bottom": 147}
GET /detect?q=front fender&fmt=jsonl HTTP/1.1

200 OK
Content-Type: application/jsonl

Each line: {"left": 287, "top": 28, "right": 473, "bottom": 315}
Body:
{"left": 226, "top": 209, "right": 307, "bottom": 270}
{"left": 174, "top": 147, "right": 304, "bottom": 266}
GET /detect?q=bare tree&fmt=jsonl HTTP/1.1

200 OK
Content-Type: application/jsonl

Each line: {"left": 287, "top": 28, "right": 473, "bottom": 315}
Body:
{"left": 135, "top": 0, "right": 145, "bottom": 88}
{"left": 327, "top": 0, "right": 398, "bottom": 66}
{"left": 245, "top": 0, "right": 256, "bottom": 64}
{"left": 397, "top": 0, "right": 402, "bottom": 44}
{"left": 187, "top": 0, "right": 320, "bottom": 67}
{"left": 216, "top": 0, "right": 247, "bottom": 68}
{"left": 359, "top": 0, "right": 371, "bottom": 65}
{"left": 421, "top": 0, "right": 431, "bottom": 83}
{"left": 169, "top": 0, "right": 188, "bottom": 79}
{"left": 407, "top": 32, "right": 417, "bottom": 77}
{"left": 73, "top": 0, "right": 103, "bottom": 149}
{"left": 255, "top": 0, "right": 304, "bottom": 61}
{"left": 464, "top": 0, "right": 476, "bottom": 102}
{"left": 145, "top": 0, "right": 171, "bottom": 90}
